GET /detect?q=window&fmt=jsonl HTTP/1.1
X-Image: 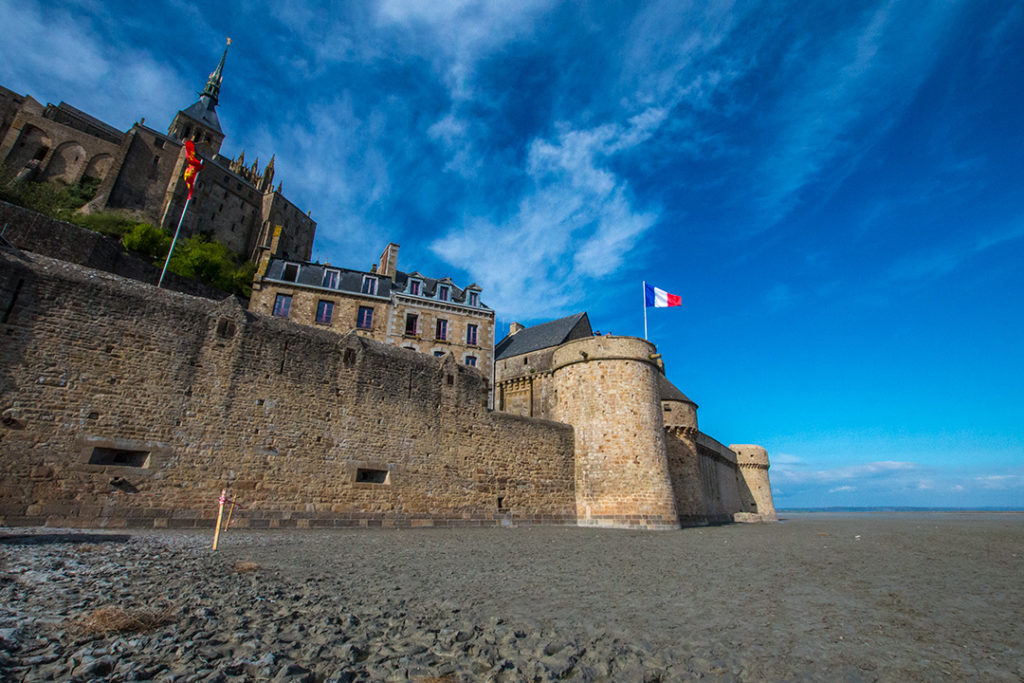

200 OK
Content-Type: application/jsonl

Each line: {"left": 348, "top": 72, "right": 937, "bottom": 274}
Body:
{"left": 468, "top": 291, "right": 479, "bottom": 306}
{"left": 405, "top": 313, "right": 418, "bottom": 335}
{"left": 357, "top": 306, "right": 374, "bottom": 329}
{"left": 361, "top": 276, "right": 377, "bottom": 295}
{"left": 433, "top": 351, "right": 445, "bottom": 358}
{"left": 88, "top": 447, "right": 149, "bottom": 468}
{"left": 272, "top": 294, "right": 291, "bottom": 318}
{"left": 435, "top": 318, "right": 448, "bottom": 340}
{"left": 409, "top": 280, "right": 421, "bottom": 296}
{"left": 281, "top": 263, "right": 299, "bottom": 282}
{"left": 438, "top": 285, "right": 450, "bottom": 301}
{"left": 322, "top": 270, "right": 339, "bottom": 288}
{"left": 355, "top": 468, "right": 389, "bottom": 484}
{"left": 465, "top": 356, "right": 477, "bottom": 367}
{"left": 316, "top": 300, "right": 334, "bottom": 324}
{"left": 466, "top": 324, "right": 478, "bottom": 346}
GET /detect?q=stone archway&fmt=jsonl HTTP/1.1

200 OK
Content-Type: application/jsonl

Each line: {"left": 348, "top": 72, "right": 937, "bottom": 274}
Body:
{"left": 4, "top": 124, "right": 51, "bottom": 174}
{"left": 43, "top": 141, "right": 88, "bottom": 184}
{"left": 83, "top": 153, "right": 114, "bottom": 183}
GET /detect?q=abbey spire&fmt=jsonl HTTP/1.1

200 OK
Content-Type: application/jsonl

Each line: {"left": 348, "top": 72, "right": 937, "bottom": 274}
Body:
{"left": 200, "top": 38, "right": 231, "bottom": 108}
{"left": 168, "top": 38, "right": 231, "bottom": 156}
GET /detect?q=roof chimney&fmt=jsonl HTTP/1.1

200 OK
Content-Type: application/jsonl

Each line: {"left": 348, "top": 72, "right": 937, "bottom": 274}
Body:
{"left": 510, "top": 322, "right": 525, "bottom": 335}
{"left": 377, "top": 242, "right": 399, "bottom": 280}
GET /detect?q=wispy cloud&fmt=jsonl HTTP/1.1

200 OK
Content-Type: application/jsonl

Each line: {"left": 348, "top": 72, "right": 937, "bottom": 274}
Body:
{"left": 431, "top": 113, "right": 663, "bottom": 317}
{"left": 753, "top": 1, "right": 966, "bottom": 224}
{"left": 888, "top": 220, "right": 1024, "bottom": 282}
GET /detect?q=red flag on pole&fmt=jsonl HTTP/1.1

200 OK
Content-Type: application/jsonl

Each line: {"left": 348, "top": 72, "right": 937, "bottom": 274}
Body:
{"left": 183, "top": 140, "right": 204, "bottom": 200}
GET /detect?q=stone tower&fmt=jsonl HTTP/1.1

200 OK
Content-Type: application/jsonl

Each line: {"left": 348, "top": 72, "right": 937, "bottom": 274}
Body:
{"left": 168, "top": 39, "right": 230, "bottom": 156}
{"left": 731, "top": 444, "right": 777, "bottom": 521}
{"left": 550, "top": 336, "right": 679, "bottom": 529}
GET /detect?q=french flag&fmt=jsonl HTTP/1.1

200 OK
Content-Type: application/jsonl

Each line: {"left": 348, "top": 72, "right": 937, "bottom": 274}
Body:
{"left": 644, "top": 282, "right": 681, "bottom": 308}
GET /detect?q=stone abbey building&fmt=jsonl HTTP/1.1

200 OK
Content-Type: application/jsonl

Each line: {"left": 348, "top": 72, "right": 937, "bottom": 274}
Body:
{"left": 0, "top": 41, "right": 316, "bottom": 262}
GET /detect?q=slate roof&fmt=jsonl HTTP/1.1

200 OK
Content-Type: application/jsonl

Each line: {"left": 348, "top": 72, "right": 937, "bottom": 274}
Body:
{"left": 179, "top": 97, "right": 223, "bottom": 135}
{"left": 658, "top": 374, "right": 696, "bottom": 406}
{"left": 494, "top": 312, "right": 592, "bottom": 360}
{"left": 262, "top": 257, "right": 489, "bottom": 309}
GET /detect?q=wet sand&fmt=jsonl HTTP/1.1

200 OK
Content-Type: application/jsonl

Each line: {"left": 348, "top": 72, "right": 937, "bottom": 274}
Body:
{"left": 1, "top": 512, "right": 1022, "bottom": 681}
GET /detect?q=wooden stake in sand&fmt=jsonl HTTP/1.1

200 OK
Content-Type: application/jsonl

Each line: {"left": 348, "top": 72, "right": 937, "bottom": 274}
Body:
{"left": 223, "top": 497, "right": 236, "bottom": 533}
{"left": 212, "top": 489, "right": 227, "bottom": 551}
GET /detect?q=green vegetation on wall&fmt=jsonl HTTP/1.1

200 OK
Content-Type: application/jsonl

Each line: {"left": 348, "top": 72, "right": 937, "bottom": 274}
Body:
{"left": 1, "top": 168, "right": 255, "bottom": 297}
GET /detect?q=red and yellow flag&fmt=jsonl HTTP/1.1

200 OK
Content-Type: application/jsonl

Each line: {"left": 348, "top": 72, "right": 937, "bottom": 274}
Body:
{"left": 183, "top": 140, "right": 204, "bottom": 200}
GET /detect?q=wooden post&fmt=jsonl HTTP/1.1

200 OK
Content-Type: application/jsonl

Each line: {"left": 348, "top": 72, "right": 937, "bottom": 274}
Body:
{"left": 212, "top": 489, "right": 226, "bottom": 550}
{"left": 223, "top": 498, "right": 236, "bottom": 533}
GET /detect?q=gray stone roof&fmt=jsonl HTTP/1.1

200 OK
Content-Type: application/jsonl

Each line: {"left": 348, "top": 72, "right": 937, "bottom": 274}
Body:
{"left": 179, "top": 97, "right": 222, "bottom": 135}
{"left": 495, "top": 312, "right": 592, "bottom": 360}
{"left": 262, "top": 257, "right": 489, "bottom": 310}
{"left": 658, "top": 374, "right": 696, "bottom": 406}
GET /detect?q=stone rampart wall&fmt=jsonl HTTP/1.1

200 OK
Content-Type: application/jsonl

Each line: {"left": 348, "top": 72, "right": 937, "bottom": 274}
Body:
{"left": 0, "top": 250, "right": 576, "bottom": 528}
{"left": 0, "top": 200, "right": 229, "bottom": 299}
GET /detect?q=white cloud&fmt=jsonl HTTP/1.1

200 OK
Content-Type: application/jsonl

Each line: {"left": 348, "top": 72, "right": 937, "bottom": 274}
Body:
{"left": 829, "top": 486, "right": 856, "bottom": 493}
{"left": 431, "top": 112, "right": 663, "bottom": 318}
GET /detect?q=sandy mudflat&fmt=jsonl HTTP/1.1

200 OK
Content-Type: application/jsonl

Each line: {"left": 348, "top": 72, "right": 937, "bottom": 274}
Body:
{"left": 1, "top": 513, "right": 1022, "bottom": 681}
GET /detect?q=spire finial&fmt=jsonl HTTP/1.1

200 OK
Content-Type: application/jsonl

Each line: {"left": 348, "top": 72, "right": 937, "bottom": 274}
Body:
{"left": 200, "top": 38, "right": 231, "bottom": 108}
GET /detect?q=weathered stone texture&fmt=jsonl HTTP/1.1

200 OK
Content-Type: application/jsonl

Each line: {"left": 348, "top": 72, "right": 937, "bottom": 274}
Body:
{"left": 550, "top": 337, "right": 679, "bottom": 529}
{"left": 0, "top": 250, "right": 575, "bottom": 528}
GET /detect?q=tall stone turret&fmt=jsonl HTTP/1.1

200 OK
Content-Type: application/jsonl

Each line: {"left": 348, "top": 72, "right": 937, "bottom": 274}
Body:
{"left": 731, "top": 444, "right": 777, "bottom": 521}
{"left": 550, "top": 336, "right": 678, "bottom": 529}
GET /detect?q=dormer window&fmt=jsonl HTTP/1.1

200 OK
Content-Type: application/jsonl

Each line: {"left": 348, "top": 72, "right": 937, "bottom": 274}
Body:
{"left": 468, "top": 291, "right": 479, "bottom": 306}
{"left": 322, "top": 269, "right": 339, "bottom": 289}
{"left": 438, "top": 285, "right": 450, "bottom": 302}
{"left": 409, "top": 280, "right": 421, "bottom": 296}
{"left": 361, "top": 276, "right": 377, "bottom": 295}
{"left": 281, "top": 263, "right": 299, "bottom": 282}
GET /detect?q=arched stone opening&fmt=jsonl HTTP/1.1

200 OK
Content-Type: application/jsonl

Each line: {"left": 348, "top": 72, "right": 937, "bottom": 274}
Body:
{"left": 44, "top": 141, "right": 88, "bottom": 184}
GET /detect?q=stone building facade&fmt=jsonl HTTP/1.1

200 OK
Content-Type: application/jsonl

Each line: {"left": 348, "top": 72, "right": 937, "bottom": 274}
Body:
{"left": 0, "top": 41, "right": 315, "bottom": 263}
{"left": 494, "top": 314, "right": 777, "bottom": 527}
{"left": 250, "top": 241, "right": 496, "bottom": 383}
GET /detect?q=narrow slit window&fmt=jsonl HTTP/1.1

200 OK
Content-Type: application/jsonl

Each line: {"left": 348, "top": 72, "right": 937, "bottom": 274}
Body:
{"left": 355, "top": 468, "right": 389, "bottom": 484}
{"left": 89, "top": 447, "right": 149, "bottom": 468}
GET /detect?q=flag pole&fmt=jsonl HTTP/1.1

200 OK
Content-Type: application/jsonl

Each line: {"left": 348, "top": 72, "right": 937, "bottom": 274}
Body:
{"left": 157, "top": 184, "right": 195, "bottom": 288}
{"left": 643, "top": 280, "right": 648, "bottom": 341}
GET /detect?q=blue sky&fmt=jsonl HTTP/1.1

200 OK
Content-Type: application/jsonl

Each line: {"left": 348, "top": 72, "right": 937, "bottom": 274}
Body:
{"left": 3, "top": 0, "right": 1022, "bottom": 508}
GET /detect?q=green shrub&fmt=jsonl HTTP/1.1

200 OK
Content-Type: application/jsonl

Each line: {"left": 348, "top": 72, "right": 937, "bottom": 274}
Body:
{"left": 0, "top": 169, "right": 101, "bottom": 218}
{"left": 122, "top": 223, "right": 171, "bottom": 260}
{"left": 70, "top": 212, "right": 142, "bottom": 238}
{"left": 166, "top": 235, "right": 254, "bottom": 297}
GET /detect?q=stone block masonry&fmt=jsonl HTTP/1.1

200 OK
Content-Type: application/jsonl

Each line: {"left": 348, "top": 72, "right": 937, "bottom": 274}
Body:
{"left": 0, "top": 249, "right": 576, "bottom": 528}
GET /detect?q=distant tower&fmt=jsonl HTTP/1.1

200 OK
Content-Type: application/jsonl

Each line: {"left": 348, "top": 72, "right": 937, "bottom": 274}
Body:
{"left": 731, "top": 445, "right": 777, "bottom": 521}
{"left": 168, "top": 38, "right": 230, "bottom": 156}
